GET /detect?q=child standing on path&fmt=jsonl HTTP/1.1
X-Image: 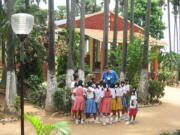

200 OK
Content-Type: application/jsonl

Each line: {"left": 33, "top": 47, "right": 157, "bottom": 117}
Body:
{"left": 115, "top": 82, "right": 123, "bottom": 122}
{"left": 85, "top": 81, "right": 97, "bottom": 124}
{"left": 121, "top": 81, "right": 128, "bottom": 120}
{"left": 99, "top": 82, "right": 112, "bottom": 126}
{"left": 110, "top": 83, "right": 117, "bottom": 123}
{"left": 94, "top": 83, "right": 102, "bottom": 123}
{"left": 70, "top": 74, "right": 79, "bottom": 120}
{"left": 126, "top": 91, "right": 138, "bottom": 125}
{"left": 72, "top": 80, "right": 85, "bottom": 125}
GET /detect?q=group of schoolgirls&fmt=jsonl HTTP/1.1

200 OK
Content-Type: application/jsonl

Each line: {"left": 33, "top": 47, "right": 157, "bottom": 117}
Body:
{"left": 70, "top": 76, "right": 138, "bottom": 126}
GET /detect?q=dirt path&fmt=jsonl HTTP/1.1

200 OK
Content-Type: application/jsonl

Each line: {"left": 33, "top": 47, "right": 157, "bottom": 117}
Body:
{"left": 0, "top": 86, "right": 180, "bottom": 135}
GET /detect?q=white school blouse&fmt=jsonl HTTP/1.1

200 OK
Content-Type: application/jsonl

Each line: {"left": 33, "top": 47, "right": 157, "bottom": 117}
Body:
{"left": 130, "top": 95, "right": 137, "bottom": 108}
{"left": 85, "top": 87, "right": 94, "bottom": 99}
{"left": 94, "top": 88, "right": 101, "bottom": 103}
{"left": 111, "top": 88, "right": 116, "bottom": 99}
{"left": 71, "top": 81, "right": 76, "bottom": 101}
{"left": 116, "top": 87, "right": 123, "bottom": 97}
{"left": 125, "top": 84, "right": 130, "bottom": 93}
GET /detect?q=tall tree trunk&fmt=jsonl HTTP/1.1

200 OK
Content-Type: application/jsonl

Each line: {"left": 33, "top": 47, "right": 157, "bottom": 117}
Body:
{"left": 37, "top": 0, "right": 40, "bottom": 8}
{"left": 78, "top": 0, "right": 85, "bottom": 81}
{"left": 75, "top": 0, "right": 79, "bottom": 16}
{"left": 167, "top": 0, "right": 172, "bottom": 70}
{"left": 120, "top": 0, "right": 124, "bottom": 14}
{"left": 1, "top": 39, "right": 6, "bottom": 87}
{"left": 175, "top": 14, "right": 178, "bottom": 53}
{"left": 0, "top": 0, "right": 2, "bottom": 7}
{"left": 66, "top": 0, "right": 70, "bottom": 29}
{"left": 139, "top": 0, "right": 152, "bottom": 103}
{"left": 167, "top": 0, "right": 172, "bottom": 53}
{"left": 130, "top": 0, "right": 134, "bottom": 43}
{"left": 25, "top": 0, "right": 30, "bottom": 9}
{"left": 93, "top": 0, "right": 96, "bottom": 13}
{"left": 111, "top": 0, "right": 119, "bottom": 66}
{"left": 179, "top": 6, "right": 180, "bottom": 54}
{"left": 45, "top": 0, "right": 57, "bottom": 112}
{"left": 174, "top": 19, "right": 176, "bottom": 52}
{"left": 120, "top": 0, "right": 128, "bottom": 81}
{"left": 103, "top": 0, "right": 110, "bottom": 68}
{"left": 66, "top": 0, "right": 75, "bottom": 87}
{"left": 5, "top": 0, "right": 17, "bottom": 114}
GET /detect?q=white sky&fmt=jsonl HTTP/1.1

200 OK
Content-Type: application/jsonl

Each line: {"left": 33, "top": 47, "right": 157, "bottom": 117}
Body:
{"left": 40, "top": 0, "right": 179, "bottom": 53}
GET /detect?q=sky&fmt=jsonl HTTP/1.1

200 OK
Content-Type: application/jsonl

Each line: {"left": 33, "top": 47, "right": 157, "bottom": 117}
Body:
{"left": 40, "top": 0, "right": 179, "bottom": 53}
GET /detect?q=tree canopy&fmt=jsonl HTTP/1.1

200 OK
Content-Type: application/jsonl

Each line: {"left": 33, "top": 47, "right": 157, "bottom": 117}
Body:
{"left": 128, "top": 0, "right": 166, "bottom": 40}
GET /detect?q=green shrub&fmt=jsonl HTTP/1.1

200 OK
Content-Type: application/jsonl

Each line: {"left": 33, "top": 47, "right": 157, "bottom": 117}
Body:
{"left": 57, "top": 74, "right": 66, "bottom": 88}
{"left": 26, "top": 75, "right": 46, "bottom": 108}
{"left": 160, "top": 130, "right": 180, "bottom": 135}
{"left": 148, "top": 80, "right": 165, "bottom": 102}
{"left": 14, "top": 95, "right": 20, "bottom": 112}
{"left": 53, "top": 87, "right": 72, "bottom": 113}
{"left": 158, "top": 71, "right": 171, "bottom": 82}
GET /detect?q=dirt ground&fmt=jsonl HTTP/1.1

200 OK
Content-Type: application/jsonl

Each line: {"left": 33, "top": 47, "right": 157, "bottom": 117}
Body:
{"left": 0, "top": 86, "right": 180, "bottom": 135}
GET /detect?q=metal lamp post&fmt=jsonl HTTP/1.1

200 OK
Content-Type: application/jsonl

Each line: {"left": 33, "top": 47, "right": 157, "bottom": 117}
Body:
{"left": 11, "top": 13, "right": 34, "bottom": 135}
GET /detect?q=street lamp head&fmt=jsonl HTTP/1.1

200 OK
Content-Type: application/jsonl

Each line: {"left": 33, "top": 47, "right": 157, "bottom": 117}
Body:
{"left": 11, "top": 13, "right": 34, "bottom": 35}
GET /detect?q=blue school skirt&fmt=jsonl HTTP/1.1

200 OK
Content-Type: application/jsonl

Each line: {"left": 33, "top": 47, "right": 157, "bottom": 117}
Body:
{"left": 85, "top": 98, "right": 97, "bottom": 114}
{"left": 122, "top": 97, "right": 127, "bottom": 108}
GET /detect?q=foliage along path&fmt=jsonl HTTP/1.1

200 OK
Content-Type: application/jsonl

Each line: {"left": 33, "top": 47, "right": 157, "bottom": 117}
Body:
{"left": 0, "top": 86, "right": 180, "bottom": 135}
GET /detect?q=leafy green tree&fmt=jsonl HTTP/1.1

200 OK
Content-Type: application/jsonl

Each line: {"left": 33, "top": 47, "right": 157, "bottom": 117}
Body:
{"left": 31, "top": 0, "right": 47, "bottom": 8}
{"left": 109, "top": 38, "right": 156, "bottom": 86}
{"left": 128, "top": 0, "right": 166, "bottom": 40}
{"left": 56, "top": 29, "right": 80, "bottom": 76}
{"left": 85, "top": 0, "right": 101, "bottom": 14}
{"left": 55, "top": 5, "right": 66, "bottom": 20}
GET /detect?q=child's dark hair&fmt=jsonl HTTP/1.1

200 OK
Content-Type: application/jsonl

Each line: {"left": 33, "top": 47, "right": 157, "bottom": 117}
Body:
{"left": 102, "top": 81, "right": 107, "bottom": 89}
{"left": 78, "top": 80, "right": 83, "bottom": 87}
{"left": 87, "top": 81, "right": 93, "bottom": 87}
{"left": 74, "top": 82, "right": 78, "bottom": 88}
{"left": 121, "top": 81, "right": 125, "bottom": 85}
{"left": 96, "top": 83, "right": 99, "bottom": 88}
{"left": 115, "top": 82, "right": 119, "bottom": 87}
{"left": 99, "top": 80, "right": 104, "bottom": 86}
{"left": 73, "top": 73, "right": 79, "bottom": 81}
{"left": 131, "top": 90, "right": 135, "bottom": 95}
{"left": 132, "top": 86, "right": 137, "bottom": 91}
{"left": 110, "top": 83, "right": 115, "bottom": 88}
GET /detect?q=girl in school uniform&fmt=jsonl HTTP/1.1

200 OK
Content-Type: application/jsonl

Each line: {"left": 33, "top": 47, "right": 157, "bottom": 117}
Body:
{"left": 126, "top": 91, "right": 138, "bottom": 125}
{"left": 85, "top": 81, "right": 97, "bottom": 124}
{"left": 115, "top": 82, "right": 123, "bottom": 122}
{"left": 121, "top": 81, "right": 128, "bottom": 120}
{"left": 132, "top": 86, "right": 138, "bottom": 113}
{"left": 94, "top": 83, "right": 102, "bottom": 123}
{"left": 70, "top": 74, "right": 79, "bottom": 119}
{"left": 72, "top": 80, "right": 85, "bottom": 124}
{"left": 110, "top": 83, "right": 117, "bottom": 123}
{"left": 99, "top": 82, "right": 112, "bottom": 126}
